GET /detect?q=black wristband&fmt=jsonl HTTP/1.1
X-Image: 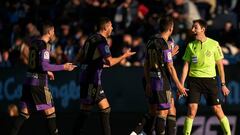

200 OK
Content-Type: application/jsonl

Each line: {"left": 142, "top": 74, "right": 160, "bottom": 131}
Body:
{"left": 221, "top": 83, "right": 226, "bottom": 86}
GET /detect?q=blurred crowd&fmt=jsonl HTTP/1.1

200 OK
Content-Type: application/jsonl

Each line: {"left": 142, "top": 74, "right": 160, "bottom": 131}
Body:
{"left": 0, "top": 0, "right": 240, "bottom": 68}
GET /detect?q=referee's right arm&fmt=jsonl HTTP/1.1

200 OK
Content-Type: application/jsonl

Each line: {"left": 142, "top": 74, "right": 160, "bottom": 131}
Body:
{"left": 181, "top": 61, "right": 189, "bottom": 85}
{"left": 181, "top": 44, "right": 191, "bottom": 85}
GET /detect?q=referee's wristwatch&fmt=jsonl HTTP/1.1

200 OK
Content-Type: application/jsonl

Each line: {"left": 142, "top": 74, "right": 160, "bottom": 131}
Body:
{"left": 221, "top": 82, "right": 226, "bottom": 86}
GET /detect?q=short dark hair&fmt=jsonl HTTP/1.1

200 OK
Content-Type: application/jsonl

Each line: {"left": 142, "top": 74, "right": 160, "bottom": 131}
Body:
{"left": 193, "top": 19, "right": 207, "bottom": 29}
{"left": 42, "top": 21, "right": 54, "bottom": 35}
{"left": 159, "top": 16, "right": 174, "bottom": 33}
{"left": 96, "top": 17, "right": 111, "bottom": 32}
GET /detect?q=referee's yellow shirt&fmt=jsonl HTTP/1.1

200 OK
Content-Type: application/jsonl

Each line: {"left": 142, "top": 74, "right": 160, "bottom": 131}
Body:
{"left": 183, "top": 38, "right": 224, "bottom": 78}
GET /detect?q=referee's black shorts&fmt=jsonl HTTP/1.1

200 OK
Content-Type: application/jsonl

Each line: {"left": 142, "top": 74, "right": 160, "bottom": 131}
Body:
{"left": 186, "top": 77, "right": 221, "bottom": 106}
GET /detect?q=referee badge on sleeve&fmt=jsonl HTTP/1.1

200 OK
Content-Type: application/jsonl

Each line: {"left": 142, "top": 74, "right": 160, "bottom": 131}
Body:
{"left": 192, "top": 55, "right": 198, "bottom": 63}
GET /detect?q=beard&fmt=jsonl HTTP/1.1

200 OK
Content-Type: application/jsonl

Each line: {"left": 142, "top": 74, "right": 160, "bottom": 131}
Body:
{"left": 49, "top": 35, "right": 56, "bottom": 44}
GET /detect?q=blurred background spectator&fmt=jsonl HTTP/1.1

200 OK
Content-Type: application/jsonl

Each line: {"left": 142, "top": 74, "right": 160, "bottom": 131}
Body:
{"left": 0, "top": 50, "right": 12, "bottom": 68}
{"left": 7, "top": 104, "right": 19, "bottom": 117}
{"left": 0, "top": 0, "right": 239, "bottom": 68}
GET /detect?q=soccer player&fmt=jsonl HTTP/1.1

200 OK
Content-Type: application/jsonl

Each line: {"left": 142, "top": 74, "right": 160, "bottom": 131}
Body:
{"left": 130, "top": 38, "right": 180, "bottom": 135}
{"left": 10, "top": 22, "right": 77, "bottom": 135}
{"left": 181, "top": 19, "right": 231, "bottom": 135}
{"left": 131, "top": 16, "right": 187, "bottom": 135}
{"left": 73, "top": 17, "right": 135, "bottom": 135}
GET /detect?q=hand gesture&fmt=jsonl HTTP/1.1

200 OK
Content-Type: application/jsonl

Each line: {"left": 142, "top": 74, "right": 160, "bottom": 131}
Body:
{"left": 221, "top": 86, "right": 230, "bottom": 96}
{"left": 172, "top": 45, "right": 179, "bottom": 57}
{"left": 177, "top": 86, "right": 188, "bottom": 98}
{"left": 123, "top": 49, "right": 136, "bottom": 58}
{"left": 63, "top": 63, "right": 77, "bottom": 71}
{"left": 47, "top": 71, "right": 55, "bottom": 80}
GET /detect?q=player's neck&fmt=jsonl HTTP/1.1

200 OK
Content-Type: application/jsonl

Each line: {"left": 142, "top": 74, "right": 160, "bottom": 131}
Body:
{"left": 41, "top": 35, "right": 49, "bottom": 43}
{"left": 99, "top": 31, "right": 108, "bottom": 39}
{"left": 196, "top": 34, "right": 207, "bottom": 43}
{"left": 161, "top": 33, "right": 169, "bottom": 41}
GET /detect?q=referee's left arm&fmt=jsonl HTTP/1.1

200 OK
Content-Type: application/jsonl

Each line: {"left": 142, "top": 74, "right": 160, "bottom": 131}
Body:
{"left": 216, "top": 60, "right": 225, "bottom": 85}
{"left": 216, "top": 59, "right": 230, "bottom": 96}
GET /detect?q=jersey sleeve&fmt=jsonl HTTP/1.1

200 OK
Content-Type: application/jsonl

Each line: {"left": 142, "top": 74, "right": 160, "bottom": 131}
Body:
{"left": 97, "top": 43, "right": 112, "bottom": 58}
{"left": 40, "top": 49, "right": 64, "bottom": 71}
{"left": 163, "top": 49, "right": 173, "bottom": 63}
{"left": 159, "top": 38, "right": 173, "bottom": 63}
{"left": 214, "top": 43, "right": 224, "bottom": 61}
{"left": 182, "top": 43, "right": 191, "bottom": 62}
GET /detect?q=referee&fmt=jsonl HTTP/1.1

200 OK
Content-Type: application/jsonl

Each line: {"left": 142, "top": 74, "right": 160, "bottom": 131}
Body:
{"left": 181, "top": 19, "right": 231, "bottom": 135}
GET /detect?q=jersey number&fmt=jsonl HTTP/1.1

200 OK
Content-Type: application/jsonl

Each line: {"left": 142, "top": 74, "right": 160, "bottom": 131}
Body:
{"left": 148, "top": 49, "right": 158, "bottom": 69}
{"left": 29, "top": 50, "right": 37, "bottom": 69}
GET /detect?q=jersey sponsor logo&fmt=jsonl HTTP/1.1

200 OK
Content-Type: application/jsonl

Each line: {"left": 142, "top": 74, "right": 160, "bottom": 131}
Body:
{"left": 44, "top": 51, "right": 50, "bottom": 60}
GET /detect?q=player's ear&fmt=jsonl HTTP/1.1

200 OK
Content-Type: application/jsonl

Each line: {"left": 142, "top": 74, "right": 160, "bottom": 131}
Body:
{"left": 202, "top": 27, "right": 206, "bottom": 33}
{"left": 103, "top": 25, "right": 107, "bottom": 31}
{"left": 169, "top": 27, "right": 173, "bottom": 33}
{"left": 47, "top": 29, "right": 51, "bottom": 35}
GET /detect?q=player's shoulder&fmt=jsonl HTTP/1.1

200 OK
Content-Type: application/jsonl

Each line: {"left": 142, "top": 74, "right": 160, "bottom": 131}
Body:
{"left": 148, "top": 34, "right": 165, "bottom": 44}
{"left": 147, "top": 34, "right": 167, "bottom": 49}
{"left": 30, "top": 39, "right": 47, "bottom": 49}
{"left": 88, "top": 33, "right": 106, "bottom": 43}
{"left": 206, "top": 37, "right": 219, "bottom": 46}
{"left": 188, "top": 39, "right": 199, "bottom": 47}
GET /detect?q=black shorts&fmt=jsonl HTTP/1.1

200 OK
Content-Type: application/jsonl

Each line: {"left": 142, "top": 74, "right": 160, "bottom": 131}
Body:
{"left": 186, "top": 77, "right": 221, "bottom": 106}
{"left": 20, "top": 84, "right": 54, "bottom": 111}
{"left": 148, "top": 90, "right": 172, "bottom": 110}
{"left": 143, "top": 76, "right": 172, "bottom": 110}
{"left": 80, "top": 83, "right": 106, "bottom": 105}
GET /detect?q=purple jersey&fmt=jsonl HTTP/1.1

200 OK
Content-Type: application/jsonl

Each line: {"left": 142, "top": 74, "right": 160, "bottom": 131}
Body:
{"left": 79, "top": 33, "right": 111, "bottom": 85}
{"left": 25, "top": 39, "right": 64, "bottom": 86}
{"left": 145, "top": 34, "right": 172, "bottom": 91}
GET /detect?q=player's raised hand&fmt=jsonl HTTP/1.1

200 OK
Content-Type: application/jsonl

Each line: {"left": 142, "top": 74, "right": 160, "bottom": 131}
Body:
{"left": 63, "top": 63, "right": 77, "bottom": 71}
{"left": 123, "top": 48, "right": 136, "bottom": 58}
{"left": 172, "top": 45, "right": 179, "bottom": 57}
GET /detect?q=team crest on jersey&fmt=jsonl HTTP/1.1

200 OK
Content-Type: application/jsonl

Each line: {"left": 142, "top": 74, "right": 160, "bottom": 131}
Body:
{"left": 44, "top": 51, "right": 50, "bottom": 60}
{"left": 104, "top": 45, "right": 110, "bottom": 53}
{"left": 205, "top": 50, "right": 212, "bottom": 57}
